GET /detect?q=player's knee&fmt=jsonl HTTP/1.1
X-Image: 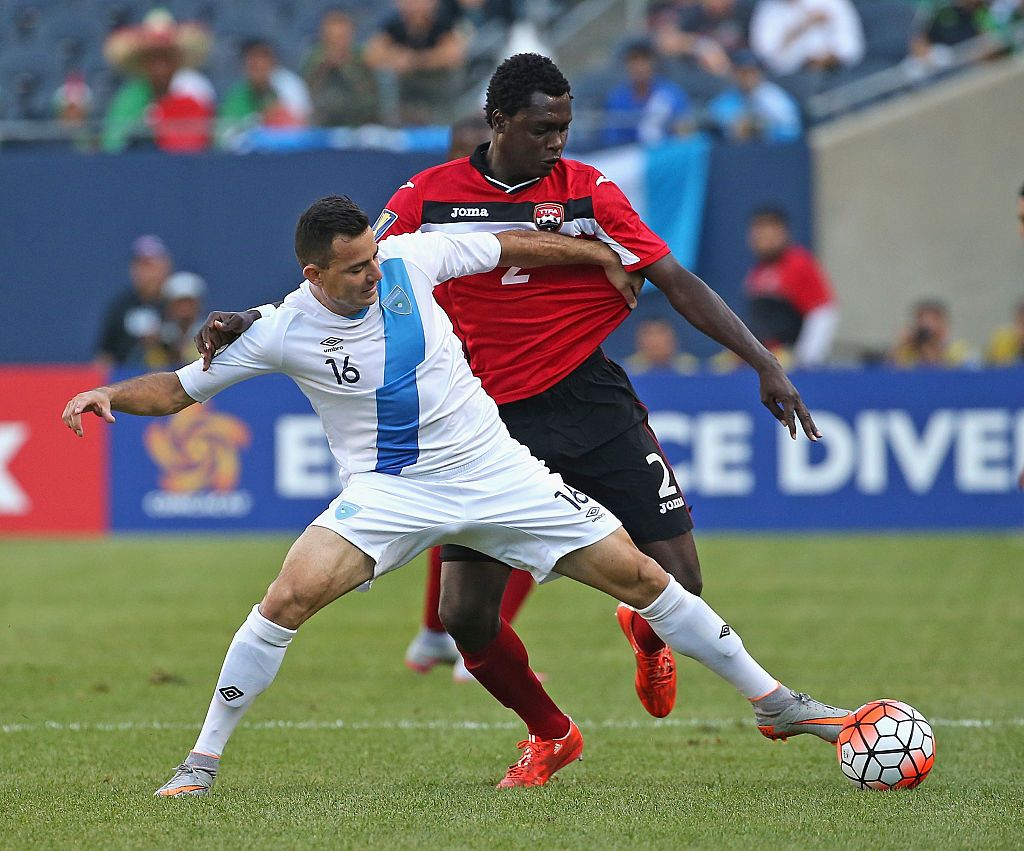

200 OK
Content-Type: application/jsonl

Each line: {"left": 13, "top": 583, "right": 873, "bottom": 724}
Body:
{"left": 682, "top": 567, "right": 703, "bottom": 597}
{"left": 260, "top": 579, "right": 315, "bottom": 629}
{"left": 438, "top": 595, "right": 499, "bottom": 651}
{"left": 619, "top": 552, "right": 670, "bottom": 609}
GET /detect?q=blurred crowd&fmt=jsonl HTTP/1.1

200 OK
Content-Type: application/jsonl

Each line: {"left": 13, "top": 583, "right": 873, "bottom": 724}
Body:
{"left": 1, "top": 0, "right": 1021, "bottom": 152}
{"left": 626, "top": 188, "right": 1024, "bottom": 373}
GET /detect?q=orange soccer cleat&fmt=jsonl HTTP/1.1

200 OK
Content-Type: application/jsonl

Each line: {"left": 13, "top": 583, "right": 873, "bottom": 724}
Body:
{"left": 616, "top": 603, "right": 676, "bottom": 718}
{"left": 496, "top": 719, "right": 584, "bottom": 789}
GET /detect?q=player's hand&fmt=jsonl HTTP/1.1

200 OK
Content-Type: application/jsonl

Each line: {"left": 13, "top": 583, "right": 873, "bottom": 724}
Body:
{"left": 604, "top": 263, "right": 643, "bottom": 310}
{"left": 195, "top": 310, "right": 260, "bottom": 371}
{"left": 759, "top": 365, "right": 821, "bottom": 441}
{"left": 62, "top": 389, "right": 115, "bottom": 437}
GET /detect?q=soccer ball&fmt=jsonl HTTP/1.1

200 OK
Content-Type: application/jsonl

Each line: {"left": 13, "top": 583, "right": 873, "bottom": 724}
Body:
{"left": 836, "top": 700, "right": 935, "bottom": 790}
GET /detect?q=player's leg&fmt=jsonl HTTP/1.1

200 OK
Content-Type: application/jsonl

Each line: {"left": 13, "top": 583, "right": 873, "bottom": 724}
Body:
{"left": 562, "top": 421, "right": 697, "bottom": 717}
{"left": 155, "top": 526, "right": 374, "bottom": 797}
{"left": 405, "top": 548, "right": 460, "bottom": 673}
{"left": 553, "top": 529, "right": 850, "bottom": 740}
{"left": 451, "top": 569, "right": 535, "bottom": 685}
{"left": 436, "top": 548, "right": 578, "bottom": 787}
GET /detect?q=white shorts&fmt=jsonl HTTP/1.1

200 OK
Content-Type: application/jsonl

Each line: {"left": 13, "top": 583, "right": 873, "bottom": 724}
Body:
{"left": 309, "top": 439, "right": 622, "bottom": 584}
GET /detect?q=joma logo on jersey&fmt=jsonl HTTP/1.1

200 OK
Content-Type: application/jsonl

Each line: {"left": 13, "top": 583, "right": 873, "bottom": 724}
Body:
{"left": 659, "top": 497, "right": 685, "bottom": 514}
{"left": 534, "top": 203, "right": 564, "bottom": 231}
{"left": 451, "top": 207, "right": 489, "bottom": 218}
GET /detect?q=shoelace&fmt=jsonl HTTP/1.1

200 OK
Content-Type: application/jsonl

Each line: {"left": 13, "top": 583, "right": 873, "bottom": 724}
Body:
{"left": 641, "top": 650, "right": 675, "bottom": 687}
{"left": 790, "top": 691, "right": 840, "bottom": 712}
{"left": 503, "top": 740, "right": 539, "bottom": 781}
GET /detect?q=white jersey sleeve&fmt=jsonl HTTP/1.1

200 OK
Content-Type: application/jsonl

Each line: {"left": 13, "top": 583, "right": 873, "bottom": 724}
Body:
{"left": 176, "top": 303, "right": 284, "bottom": 402}
{"left": 380, "top": 231, "right": 500, "bottom": 284}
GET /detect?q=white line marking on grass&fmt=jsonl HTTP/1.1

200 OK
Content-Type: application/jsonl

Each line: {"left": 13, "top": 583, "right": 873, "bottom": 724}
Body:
{"left": 2, "top": 717, "right": 1022, "bottom": 735}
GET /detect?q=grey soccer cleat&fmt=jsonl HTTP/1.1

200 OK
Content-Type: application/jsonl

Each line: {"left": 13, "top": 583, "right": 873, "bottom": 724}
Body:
{"left": 154, "top": 751, "right": 219, "bottom": 798}
{"left": 404, "top": 627, "right": 460, "bottom": 673}
{"left": 753, "top": 685, "right": 852, "bottom": 743}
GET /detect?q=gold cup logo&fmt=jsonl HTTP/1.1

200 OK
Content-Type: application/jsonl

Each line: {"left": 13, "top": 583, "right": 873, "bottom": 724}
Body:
{"left": 144, "top": 404, "right": 251, "bottom": 493}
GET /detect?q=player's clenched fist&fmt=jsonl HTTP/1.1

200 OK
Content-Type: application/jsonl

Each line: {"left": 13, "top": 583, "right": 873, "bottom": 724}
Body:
{"left": 62, "top": 388, "right": 116, "bottom": 437}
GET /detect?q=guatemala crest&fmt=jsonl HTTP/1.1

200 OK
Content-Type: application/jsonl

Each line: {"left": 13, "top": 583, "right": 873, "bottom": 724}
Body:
{"left": 382, "top": 285, "right": 412, "bottom": 315}
{"left": 533, "top": 203, "right": 564, "bottom": 231}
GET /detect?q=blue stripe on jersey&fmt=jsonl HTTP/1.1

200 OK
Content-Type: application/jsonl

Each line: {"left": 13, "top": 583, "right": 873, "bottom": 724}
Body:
{"left": 374, "top": 258, "right": 425, "bottom": 474}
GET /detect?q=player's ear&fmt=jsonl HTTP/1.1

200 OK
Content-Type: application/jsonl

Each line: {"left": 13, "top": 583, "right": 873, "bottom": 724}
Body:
{"left": 302, "top": 264, "right": 321, "bottom": 286}
{"left": 490, "top": 109, "right": 508, "bottom": 134}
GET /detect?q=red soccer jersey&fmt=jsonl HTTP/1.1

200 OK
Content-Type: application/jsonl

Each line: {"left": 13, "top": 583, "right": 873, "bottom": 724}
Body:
{"left": 375, "top": 145, "right": 671, "bottom": 405}
{"left": 744, "top": 245, "right": 834, "bottom": 316}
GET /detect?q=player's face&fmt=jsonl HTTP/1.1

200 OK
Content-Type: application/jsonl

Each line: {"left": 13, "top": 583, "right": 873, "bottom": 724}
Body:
{"left": 494, "top": 92, "right": 572, "bottom": 181}
{"left": 305, "top": 227, "right": 383, "bottom": 316}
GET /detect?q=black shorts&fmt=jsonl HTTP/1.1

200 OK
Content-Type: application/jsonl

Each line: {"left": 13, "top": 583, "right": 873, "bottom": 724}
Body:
{"left": 441, "top": 349, "right": 693, "bottom": 563}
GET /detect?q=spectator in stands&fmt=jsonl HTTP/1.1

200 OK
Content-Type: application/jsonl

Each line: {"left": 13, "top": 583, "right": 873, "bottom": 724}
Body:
{"left": 744, "top": 207, "right": 838, "bottom": 367}
{"left": 95, "top": 235, "right": 172, "bottom": 368}
{"left": 749, "top": 0, "right": 864, "bottom": 76}
{"left": 626, "top": 319, "right": 700, "bottom": 374}
{"left": 651, "top": 0, "right": 752, "bottom": 76}
{"left": 364, "top": 0, "right": 468, "bottom": 125}
{"left": 603, "top": 42, "right": 692, "bottom": 147}
{"left": 907, "top": 0, "right": 1010, "bottom": 75}
{"left": 219, "top": 39, "right": 312, "bottom": 144}
{"left": 708, "top": 49, "right": 802, "bottom": 141}
{"left": 448, "top": 113, "right": 491, "bottom": 158}
{"left": 303, "top": 9, "right": 380, "bottom": 127}
{"left": 888, "top": 300, "right": 974, "bottom": 367}
{"left": 985, "top": 299, "right": 1024, "bottom": 365}
{"left": 102, "top": 9, "right": 215, "bottom": 152}
{"left": 52, "top": 72, "right": 96, "bottom": 152}
{"left": 159, "top": 272, "right": 207, "bottom": 366}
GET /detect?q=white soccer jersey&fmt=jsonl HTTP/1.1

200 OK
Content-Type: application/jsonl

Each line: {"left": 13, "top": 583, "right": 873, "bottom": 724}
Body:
{"left": 176, "top": 230, "right": 509, "bottom": 480}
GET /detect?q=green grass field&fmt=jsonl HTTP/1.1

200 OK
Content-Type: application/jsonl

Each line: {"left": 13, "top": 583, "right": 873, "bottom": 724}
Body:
{"left": 2, "top": 534, "right": 1023, "bottom": 849}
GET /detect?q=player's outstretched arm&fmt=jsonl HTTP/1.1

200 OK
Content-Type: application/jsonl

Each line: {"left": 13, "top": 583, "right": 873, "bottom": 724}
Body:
{"left": 495, "top": 230, "right": 644, "bottom": 309}
{"left": 644, "top": 254, "right": 821, "bottom": 441}
{"left": 62, "top": 372, "right": 195, "bottom": 437}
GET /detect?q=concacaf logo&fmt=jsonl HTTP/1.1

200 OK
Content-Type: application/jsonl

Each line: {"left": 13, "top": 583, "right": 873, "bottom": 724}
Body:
{"left": 144, "top": 404, "right": 250, "bottom": 493}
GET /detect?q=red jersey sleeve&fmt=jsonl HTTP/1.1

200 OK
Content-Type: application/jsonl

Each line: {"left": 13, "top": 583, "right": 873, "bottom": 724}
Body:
{"left": 591, "top": 175, "right": 671, "bottom": 272}
{"left": 785, "top": 247, "right": 835, "bottom": 315}
{"left": 373, "top": 180, "right": 423, "bottom": 241}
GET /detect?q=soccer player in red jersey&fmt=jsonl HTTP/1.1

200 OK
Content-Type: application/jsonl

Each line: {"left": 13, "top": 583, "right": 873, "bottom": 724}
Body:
{"left": 198, "top": 54, "right": 840, "bottom": 788}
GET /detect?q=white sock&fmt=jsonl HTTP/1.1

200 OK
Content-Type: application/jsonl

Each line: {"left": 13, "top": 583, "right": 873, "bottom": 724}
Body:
{"left": 637, "top": 579, "right": 778, "bottom": 699}
{"left": 193, "top": 605, "right": 296, "bottom": 757}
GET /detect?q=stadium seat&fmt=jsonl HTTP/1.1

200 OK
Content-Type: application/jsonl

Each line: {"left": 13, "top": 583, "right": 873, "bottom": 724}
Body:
{"left": 860, "top": 1, "right": 918, "bottom": 63}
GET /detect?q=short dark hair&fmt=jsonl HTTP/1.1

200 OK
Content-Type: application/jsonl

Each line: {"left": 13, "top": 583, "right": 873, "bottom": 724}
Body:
{"left": 241, "top": 38, "right": 275, "bottom": 58}
{"left": 914, "top": 298, "right": 948, "bottom": 317}
{"left": 1019, "top": 181, "right": 1024, "bottom": 198}
{"left": 484, "top": 53, "right": 571, "bottom": 127}
{"left": 623, "top": 40, "right": 656, "bottom": 62}
{"left": 750, "top": 206, "right": 790, "bottom": 226}
{"left": 294, "top": 195, "right": 369, "bottom": 267}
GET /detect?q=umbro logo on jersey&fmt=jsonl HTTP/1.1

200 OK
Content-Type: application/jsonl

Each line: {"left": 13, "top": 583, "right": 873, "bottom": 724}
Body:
{"left": 321, "top": 337, "right": 345, "bottom": 353}
{"left": 719, "top": 625, "right": 732, "bottom": 639}
{"left": 534, "top": 203, "right": 564, "bottom": 231}
{"left": 451, "top": 207, "right": 490, "bottom": 218}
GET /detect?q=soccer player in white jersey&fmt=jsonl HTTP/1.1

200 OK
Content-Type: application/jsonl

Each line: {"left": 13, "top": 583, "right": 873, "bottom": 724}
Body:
{"left": 62, "top": 196, "right": 849, "bottom": 796}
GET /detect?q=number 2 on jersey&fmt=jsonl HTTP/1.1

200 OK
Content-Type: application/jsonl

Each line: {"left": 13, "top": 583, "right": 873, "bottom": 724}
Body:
{"left": 646, "top": 453, "right": 678, "bottom": 499}
{"left": 326, "top": 356, "right": 360, "bottom": 385}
